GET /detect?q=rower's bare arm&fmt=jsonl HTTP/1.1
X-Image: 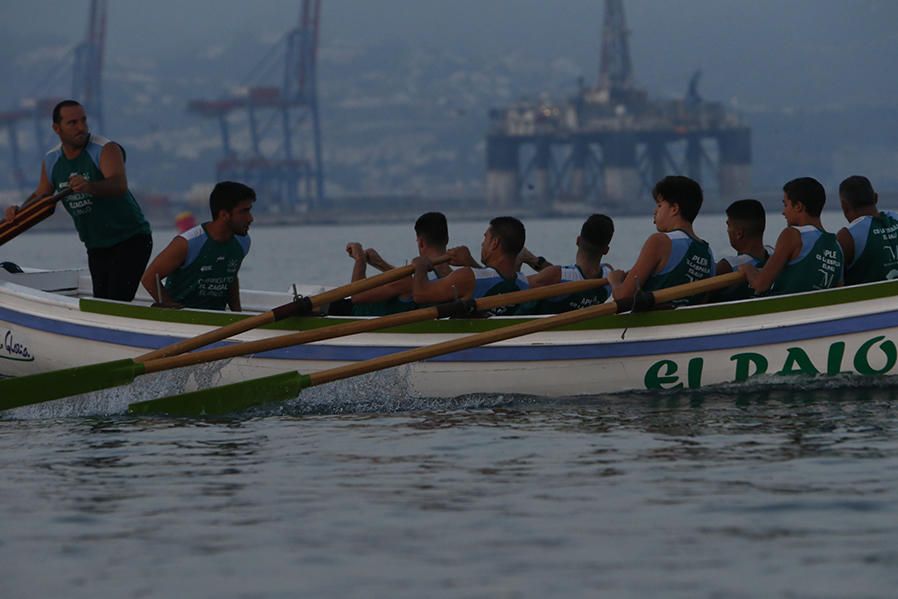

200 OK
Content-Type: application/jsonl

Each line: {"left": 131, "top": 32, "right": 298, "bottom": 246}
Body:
{"left": 448, "top": 246, "right": 481, "bottom": 268}
{"left": 611, "top": 233, "right": 667, "bottom": 300}
{"left": 228, "top": 277, "right": 242, "bottom": 312}
{"left": 412, "top": 263, "right": 474, "bottom": 304}
{"left": 352, "top": 277, "right": 412, "bottom": 304}
{"left": 715, "top": 259, "right": 733, "bottom": 275}
{"left": 365, "top": 248, "right": 394, "bottom": 272}
{"left": 346, "top": 242, "right": 366, "bottom": 282}
{"left": 72, "top": 142, "right": 128, "bottom": 197}
{"left": 527, "top": 265, "right": 562, "bottom": 288}
{"left": 740, "top": 227, "right": 799, "bottom": 294}
{"left": 836, "top": 227, "right": 855, "bottom": 266}
{"left": 141, "top": 237, "right": 188, "bottom": 306}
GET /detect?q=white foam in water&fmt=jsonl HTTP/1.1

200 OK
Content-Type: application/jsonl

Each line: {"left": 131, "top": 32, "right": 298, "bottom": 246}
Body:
{"left": 2, "top": 360, "right": 234, "bottom": 419}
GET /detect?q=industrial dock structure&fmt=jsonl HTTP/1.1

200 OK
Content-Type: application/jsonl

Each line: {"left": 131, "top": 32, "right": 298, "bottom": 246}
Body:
{"left": 486, "top": 0, "right": 752, "bottom": 212}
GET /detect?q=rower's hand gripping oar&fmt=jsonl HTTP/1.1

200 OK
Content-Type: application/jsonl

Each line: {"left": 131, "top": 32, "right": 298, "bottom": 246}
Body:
{"left": 0, "top": 275, "right": 610, "bottom": 410}
{"left": 128, "top": 271, "right": 747, "bottom": 416}
{"left": 0, "top": 188, "right": 74, "bottom": 246}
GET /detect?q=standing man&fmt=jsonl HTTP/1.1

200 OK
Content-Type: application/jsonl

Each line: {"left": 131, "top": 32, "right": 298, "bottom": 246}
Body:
{"left": 141, "top": 181, "right": 254, "bottom": 311}
{"left": 3, "top": 100, "right": 152, "bottom": 301}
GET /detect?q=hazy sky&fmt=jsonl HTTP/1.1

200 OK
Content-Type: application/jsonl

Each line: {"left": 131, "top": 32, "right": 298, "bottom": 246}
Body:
{"left": 3, "top": 0, "right": 898, "bottom": 110}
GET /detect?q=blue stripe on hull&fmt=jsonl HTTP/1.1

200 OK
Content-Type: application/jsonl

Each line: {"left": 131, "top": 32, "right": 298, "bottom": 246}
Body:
{"left": 1, "top": 306, "right": 897, "bottom": 363}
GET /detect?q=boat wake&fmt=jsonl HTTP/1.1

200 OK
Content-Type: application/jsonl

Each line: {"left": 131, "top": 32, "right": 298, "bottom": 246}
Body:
{"left": 3, "top": 367, "right": 896, "bottom": 420}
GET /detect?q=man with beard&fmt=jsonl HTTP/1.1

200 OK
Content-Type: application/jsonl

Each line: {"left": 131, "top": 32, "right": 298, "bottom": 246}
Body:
{"left": 141, "top": 181, "right": 254, "bottom": 311}
{"left": 3, "top": 100, "right": 152, "bottom": 300}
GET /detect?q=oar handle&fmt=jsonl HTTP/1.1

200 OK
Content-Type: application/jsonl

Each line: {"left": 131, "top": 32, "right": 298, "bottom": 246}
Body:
{"left": 0, "top": 189, "right": 72, "bottom": 246}
{"left": 134, "top": 254, "right": 452, "bottom": 363}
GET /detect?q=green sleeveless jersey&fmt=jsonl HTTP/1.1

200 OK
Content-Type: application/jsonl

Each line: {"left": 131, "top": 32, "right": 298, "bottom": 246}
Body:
{"left": 844, "top": 211, "right": 898, "bottom": 285}
{"left": 770, "top": 226, "right": 843, "bottom": 295}
{"left": 644, "top": 230, "right": 715, "bottom": 306}
{"left": 44, "top": 135, "right": 150, "bottom": 249}
{"left": 165, "top": 225, "right": 250, "bottom": 310}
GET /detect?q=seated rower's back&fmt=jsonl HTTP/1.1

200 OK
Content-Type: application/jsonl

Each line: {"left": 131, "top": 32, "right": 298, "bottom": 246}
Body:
{"left": 608, "top": 176, "right": 715, "bottom": 306}
{"left": 522, "top": 214, "right": 614, "bottom": 314}
{"left": 740, "top": 177, "right": 843, "bottom": 295}
{"left": 836, "top": 175, "right": 898, "bottom": 285}
{"left": 412, "top": 216, "right": 529, "bottom": 316}
{"left": 711, "top": 199, "right": 769, "bottom": 303}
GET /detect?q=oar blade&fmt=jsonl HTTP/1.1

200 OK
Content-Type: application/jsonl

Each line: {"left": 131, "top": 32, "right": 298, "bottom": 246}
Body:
{"left": 128, "top": 371, "right": 310, "bottom": 416}
{"left": 0, "top": 359, "right": 144, "bottom": 411}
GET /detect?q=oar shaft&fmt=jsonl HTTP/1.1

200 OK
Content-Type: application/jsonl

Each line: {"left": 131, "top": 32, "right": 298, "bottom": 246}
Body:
{"left": 307, "top": 301, "right": 621, "bottom": 388}
{"left": 140, "top": 277, "right": 610, "bottom": 375}
{"left": 135, "top": 255, "right": 452, "bottom": 363}
{"left": 308, "top": 272, "right": 746, "bottom": 388}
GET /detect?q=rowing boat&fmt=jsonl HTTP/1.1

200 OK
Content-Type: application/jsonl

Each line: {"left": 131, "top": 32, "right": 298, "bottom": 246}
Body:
{"left": 1, "top": 267, "right": 896, "bottom": 398}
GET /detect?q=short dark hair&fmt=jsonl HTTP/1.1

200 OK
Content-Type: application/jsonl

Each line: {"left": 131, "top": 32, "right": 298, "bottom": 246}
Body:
{"left": 838, "top": 175, "right": 876, "bottom": 208}
{"left": 210, "top": 181, "right": 256, "bottom": 218}
{"left": 783, "top": 177, "right": 826, "bottom": 217}
{"left": 414, "top": 212, "right": 449, "bottom": 247}
{"left": 52, "top": 100, "right": 83, "bottom": 124}
{"left": 652, "top": 176, "right": 704, "bottom": 222}
{"left": 489, "top": 216, "right": 526, "bottom": 256}
{"left": 579, "top": 214, "right": 614, "bottom": 254}
{"left": 726, "top": 199, "right": 766, "bottom": 237}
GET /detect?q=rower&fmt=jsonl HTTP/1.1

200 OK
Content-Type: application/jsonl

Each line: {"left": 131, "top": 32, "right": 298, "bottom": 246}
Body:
{"left": 519, "top": 214, "right": 615, "bottom": 314}
{"left": 412, "top": 216, "right": 529, "bottom": 316}
{"left": 334, "top": 212, "right": 453, "bottom": 316}
{"left": 3, "top": 100, "right": 152, "bottom": 301}
{"left": 141, "top": 181, "right": 254, "bottom": 311}
{"left": 835, "top": 175, "right": 898, "bottom": 285}
{"left": 710, "top": 199, "right": 769, "bottom": 302}
{"left": 740, "top": 177, "right": 843, "bottom": 295}
{"left": 608, "top": 176, "right": 715, "bottom": 306}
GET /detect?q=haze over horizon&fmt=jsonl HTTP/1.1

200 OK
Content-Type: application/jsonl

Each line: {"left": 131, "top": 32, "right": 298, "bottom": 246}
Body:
{"left": 1, "top": 0, "right": 897, "bottom": 199}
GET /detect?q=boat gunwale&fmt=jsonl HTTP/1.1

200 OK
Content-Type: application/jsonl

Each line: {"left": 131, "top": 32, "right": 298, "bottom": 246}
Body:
{"left": 64, "top": 278, "right": 898, "bottom": 335}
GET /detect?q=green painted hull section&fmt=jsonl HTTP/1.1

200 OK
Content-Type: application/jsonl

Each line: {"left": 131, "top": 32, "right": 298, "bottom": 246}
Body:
{"left": 0, "top": 359, "right": 144, "bottom": 410}
{"left": 80, "top": 280, "right": 898, "bottom": 334}
{"left": 128, "top": 372, "right": 310, "bottom": 416}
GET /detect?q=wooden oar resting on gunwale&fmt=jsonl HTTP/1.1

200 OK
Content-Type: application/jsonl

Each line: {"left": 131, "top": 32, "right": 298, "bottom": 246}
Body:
{"left": 128, "top": 271, "right": 747, "bottom": 417}
{"left": 0, "top": 189, "right": 74, "bottom": 246}
{"left": 0, "top": 256, "right": 451, "bottom": 409}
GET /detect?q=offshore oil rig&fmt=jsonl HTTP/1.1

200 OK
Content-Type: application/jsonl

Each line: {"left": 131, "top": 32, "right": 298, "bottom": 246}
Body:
{"left": 485, "top": 0, "right": 751, "bottom": 212}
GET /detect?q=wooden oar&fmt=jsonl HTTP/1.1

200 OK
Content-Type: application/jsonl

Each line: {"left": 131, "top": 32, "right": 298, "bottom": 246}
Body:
{"left": 128, "top": 271, "right": 746, "bottom": 416}
{"left": 0, "top": 188, "right": 73, "bottom": 246}
{"left": 0, "top": 276, "right": 608, "bottom": 410}
{"left": 136, "top": 255, "right": 451, "bottom": 362}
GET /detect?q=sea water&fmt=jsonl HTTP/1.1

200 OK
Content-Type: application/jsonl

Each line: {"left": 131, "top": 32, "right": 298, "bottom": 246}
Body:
{"left": 1, "top": 214, "right": 897, "bottom": 598}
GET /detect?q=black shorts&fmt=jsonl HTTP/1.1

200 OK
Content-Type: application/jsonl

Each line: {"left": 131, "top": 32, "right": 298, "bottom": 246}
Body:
{"left": 87, "top": 233, "right": 153, "bottom": 301}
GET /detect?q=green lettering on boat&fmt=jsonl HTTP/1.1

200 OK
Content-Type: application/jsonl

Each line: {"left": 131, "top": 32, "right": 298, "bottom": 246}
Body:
{"left": 731, "top": 352, "right": 768, "bottom": 382}
{"left": 778, "top": 347, "right": 819, "bottom": 376}
{"left": 644, "top": 359, "right": 683, "bottom": 390}
{"left": 687, "top": 357, "right": 704, "bottom": 389}
{"left": 827, "top": 341, "right": 846, "bottom": 375}
{"left": 853, "top": 336, "right": 897, "bottom": 376}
